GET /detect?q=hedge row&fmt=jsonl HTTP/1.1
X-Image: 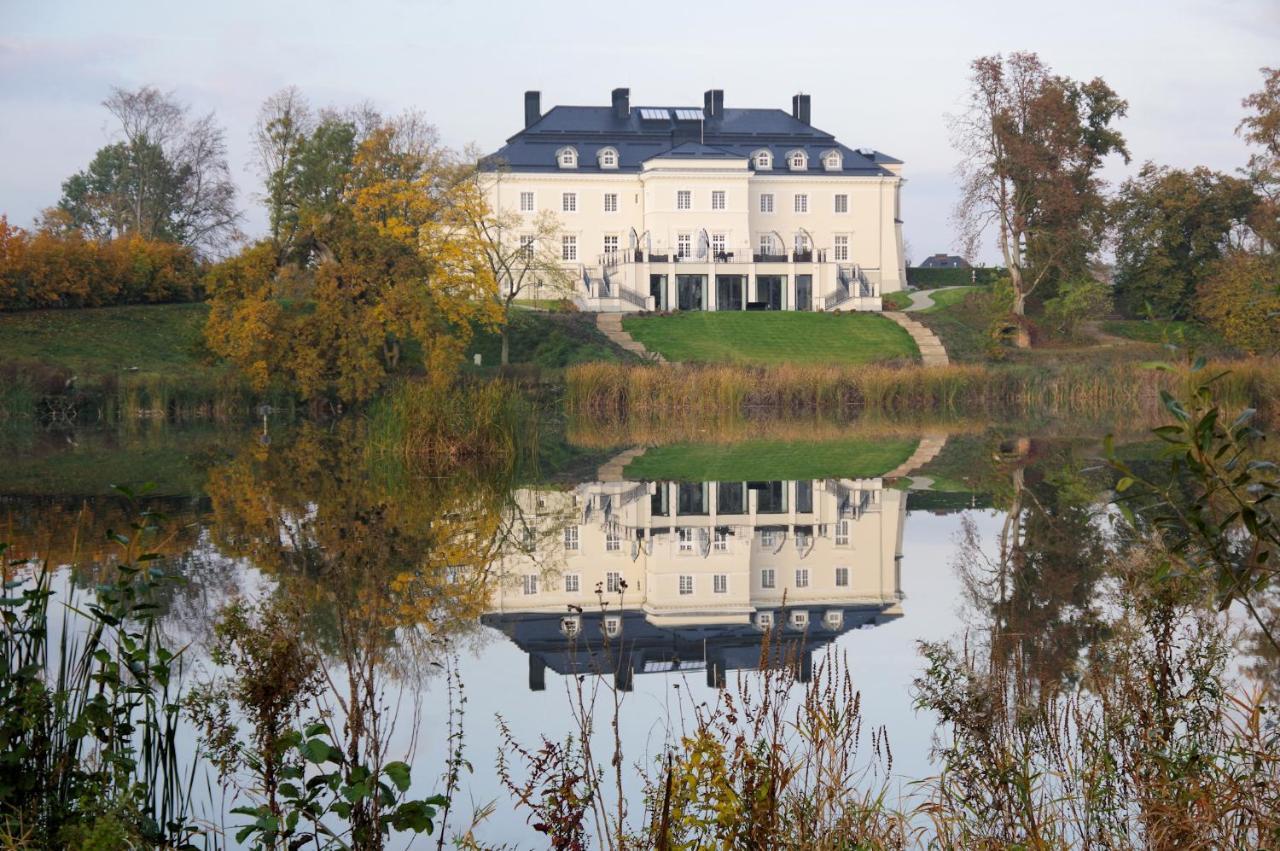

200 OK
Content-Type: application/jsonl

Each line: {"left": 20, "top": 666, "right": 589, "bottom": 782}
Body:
{"left": 0, "top": 218, "right": 202, "bottom": 311}
{"left": 906, "top": 267, "right": 1006, "bottom": 288}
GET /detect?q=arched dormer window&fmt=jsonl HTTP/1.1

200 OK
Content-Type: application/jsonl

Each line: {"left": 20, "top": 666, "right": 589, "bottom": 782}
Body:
{"left": 752, "top": 149, "right": 772, "bottom": 170}
{"left": 787, "top": 150, "right": 808, "bottom": 171}
{"left": 557, "top": 146, "right": 578, "bottom": 169}
{"left": 822, "top": 150, "right": 843, "bottom": 171}
{"left": 597, "top": 146, "right": 619, "bottom": 169}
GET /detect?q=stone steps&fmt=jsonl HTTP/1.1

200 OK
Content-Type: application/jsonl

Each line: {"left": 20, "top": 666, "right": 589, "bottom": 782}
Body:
{"left": 597, "top": 446, "right": 647, "bottom": 482}
{"left": 882, "top": 311, "right": 950, "bottom": 366}
{"left": 595, "top": 313, "right": 665, "bottom": 362}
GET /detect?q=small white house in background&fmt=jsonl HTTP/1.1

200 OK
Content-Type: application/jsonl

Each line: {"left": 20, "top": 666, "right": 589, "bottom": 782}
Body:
{"left": 481, "top": 88, "right": 906, "bottom": 313}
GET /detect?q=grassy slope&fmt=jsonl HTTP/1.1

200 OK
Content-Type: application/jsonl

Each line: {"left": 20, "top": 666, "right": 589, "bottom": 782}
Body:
{"left": 921, "top": 287, "right": 979, "bottom": 313}
{"left": 623, "top": 438, "right": 919, "bottom": 482}
{"left": 882, "top": 291, "right": 913, "bottom": 311}
{"left": 466, "top": 308, "right": 638, "bottom": 370}
{"left": 621, "top": 312, "right": 918, "bottom": 365}
{"left": 1100, "top": 319, "right": 1225, "bottom": 348}
{"left": 0, "top": 303, "right": 217, "bottom": 379}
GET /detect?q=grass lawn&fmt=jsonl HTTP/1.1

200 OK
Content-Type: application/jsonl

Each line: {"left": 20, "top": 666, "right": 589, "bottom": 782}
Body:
{"left": 920, "top": 286, "right": 979, "bottom": 313}
{"left": 621, "top": 312, "right": 918, "bottom": 365}
{"left": 882, "top": 291, "right": 913, "bottom": 311}
{"left": 0, "top": 302, "right": 216, "bottom": 379}
{"left": 623, "top": 438, "right": 919, "bottom": 482}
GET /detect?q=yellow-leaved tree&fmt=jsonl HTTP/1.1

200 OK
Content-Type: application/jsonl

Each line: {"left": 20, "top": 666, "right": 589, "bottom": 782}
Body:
{"left": 205, "top": 108, "right": 501, "bottom": 404}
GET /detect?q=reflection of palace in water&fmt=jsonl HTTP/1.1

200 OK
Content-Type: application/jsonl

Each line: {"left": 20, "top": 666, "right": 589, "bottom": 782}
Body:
{"left": 482, "top": 478, "right": 906, "bottom": 691}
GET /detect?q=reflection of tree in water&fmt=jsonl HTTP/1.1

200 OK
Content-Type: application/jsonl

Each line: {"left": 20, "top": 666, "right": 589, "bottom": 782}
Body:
{"left": 203, "top": 420, "right": 535, "bottom": 670}
{"left": 954, "top": 438, "right": 1109, "bottom": 689}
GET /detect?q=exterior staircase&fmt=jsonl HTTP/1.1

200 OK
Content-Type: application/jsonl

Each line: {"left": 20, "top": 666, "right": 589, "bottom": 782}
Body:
{"left": 883, "top": 311, "right": 949, "bottom": 366}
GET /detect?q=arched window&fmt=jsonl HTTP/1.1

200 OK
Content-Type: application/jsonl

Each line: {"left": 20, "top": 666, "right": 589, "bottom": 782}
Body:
{"left": 597, "top": 147, "right": 619, "bottom": 169}
{"left": 557, "top": 146, "right": 578, "bottom": 169}
{"left": 753, "top": 149, "right": 772, "bottom": 170}
{"left": 787, "top": 150, "right": 807, "bottom": 171}
{"left": 823, "top": 150, "right": 842, "bottom": 171}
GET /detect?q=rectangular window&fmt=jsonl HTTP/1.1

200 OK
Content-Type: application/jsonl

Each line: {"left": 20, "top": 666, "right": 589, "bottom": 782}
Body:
{"left": 759, "top": 234, "right": 775, "bottom": 256}
{"left": 562, "top": 235, "right": 577, "bottom": 261}
{"left": 713, "top": 529, "right": 729, "bottom": 552}
{"left": 520, "top": 191, "right": 535, "bottom": 212}
{"left": 522, "top": 574, "right": 538, "bottom": 595}
{"left": 604, "top": 192, "right": 618, "bottom": 212}
{"left": 761, "top": 568, "right": 776, "bottom": 589}
{"left": 795, "top": 234, "right": 810, "bottom": 255}
{"left": 834, "top": 194, "right": 848, "bottom": 213}
{"left": 606, "top": 527, "right": 621, "bottom": 552}
{"left": 759, "top": 193, "right": 774, "bottom": 213}
{"left": 519, "top": 234, "right": 536, "bottom": 261}
{"left": 562, "top": 192, "right": 576, "bottom": 212}
{"left": 678, "top": 527, "right": 695, "bottom": 552}
{"left": 711, "top": 190, "right": 726, "bottom": 210}
{"left": 677, "top": 190, "right": 692, "bottom": 210}
{"left": 563, "top": 525, "right": 579, "bottom": 551}
{"left": 711, "top": 233, "right": 726, "bottom": 256}
{"left": 606, "top": 571, "right": 622, "bottom": 593}
{"left": 796, "top": 568, "right": 810, "bottom": 588}
{"left": 835, "top": 567, "right": 849, "bottom": 587}
{"left": 677, "top": 233, "right": 692, "bottom": 258}
{"left": 761, "top": 530, "right": 778, "bottom": 548}
{"left": 835, "top": 519, "right": 850, "bottom": 546}
{"left": 679, "top": 575, "right": 694, "bottom": 595}
{"left": 834, "top": 234, "right": 849, "bottom": 261}
{"left": 604, "top": 235, "right": 619, "bottom": 254}
{"left": 794, "top": 194, "right": 808, "bottom": 213}
{"left": 565, "top": 573, "right": 581, "bottom": 592}
{"left": 713, "top": 574, "right": 728, "bottom": 594}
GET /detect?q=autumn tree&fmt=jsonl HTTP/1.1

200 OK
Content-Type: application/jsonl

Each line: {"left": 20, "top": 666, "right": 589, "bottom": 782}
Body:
{"left": 58, "top": 86, "right": 241, "bottom": 256}
{"left": 951, "top": 53, "right": 1128, "bottom": 342}
{"left": 1194, "top": 250, "right": 1280, "bottom": 354}
{"left": 450, "top": 167, "right": 573, "bottom": 365}
{"left": 1239, "top": 67, "right": 1280, "bottom": 251}
{"left": 1111, "top": 163, "right": 1256, "bottom": 318}
{"left": 206, "top": 110, "right": 499, "bottom": 403}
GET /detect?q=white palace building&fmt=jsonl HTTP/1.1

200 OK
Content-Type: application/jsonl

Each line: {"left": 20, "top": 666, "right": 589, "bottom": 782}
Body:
{"left": 482, "top": 88, "right": 906, "bottom": 313}
{"left": 483, "top": 477, "right": 905, "bottom": 691}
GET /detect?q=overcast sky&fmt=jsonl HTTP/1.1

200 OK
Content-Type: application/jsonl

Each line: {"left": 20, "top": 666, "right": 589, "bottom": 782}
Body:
{"left": 2, "top": 0, "right": 1276, "bottom": 263}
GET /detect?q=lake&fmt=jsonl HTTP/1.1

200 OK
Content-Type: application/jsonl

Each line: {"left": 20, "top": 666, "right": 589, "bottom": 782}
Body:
{"left": 0, "top": 413, "right": 1268, "bottom": 847}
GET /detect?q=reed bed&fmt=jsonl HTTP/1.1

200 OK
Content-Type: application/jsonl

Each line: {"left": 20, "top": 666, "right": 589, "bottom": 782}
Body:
{"left": 364, "top": 378, "right": 536, "bottom": 471}
{"left": 565, "top": 359, "right": 1280, "bottom": 424}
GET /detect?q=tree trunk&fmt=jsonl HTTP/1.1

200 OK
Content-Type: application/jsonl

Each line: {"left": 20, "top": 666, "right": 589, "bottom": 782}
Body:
{"left": 500, "top": 322, "right": 510, "bottom": 367}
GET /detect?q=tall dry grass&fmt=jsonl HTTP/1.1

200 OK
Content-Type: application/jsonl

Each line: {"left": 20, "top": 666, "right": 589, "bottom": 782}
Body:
{"left": 565, "top": 359, "right": 1280, "bottom": 424}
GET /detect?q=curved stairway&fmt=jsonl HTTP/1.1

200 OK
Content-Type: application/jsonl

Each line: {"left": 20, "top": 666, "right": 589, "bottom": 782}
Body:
{"left": 883, "top": 311, "right": 949, "bottom": 366}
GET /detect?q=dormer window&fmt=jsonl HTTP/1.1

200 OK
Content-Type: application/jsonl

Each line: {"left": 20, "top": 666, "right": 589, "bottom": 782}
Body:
{"left": 823, "top": 150, "right": 842, "bottom": 171}
{"left": 787, "top": 150, "right": 807, "bottom": 171}
{"left": 753, "top": 149, "right": 772, "bottom": 170}
{"left": 597, "top": 146, "right": 619, "bottom": 169}
{"left": 557, "top": 146, "right": 578, "bottom": 169}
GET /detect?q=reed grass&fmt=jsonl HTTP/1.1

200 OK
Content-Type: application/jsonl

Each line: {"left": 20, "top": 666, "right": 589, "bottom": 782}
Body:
{"left": 364, "top": 378, "right": 536, "bottom": 472}
{"left": 565, "top": 359, "right": 1280, "bottom": 423}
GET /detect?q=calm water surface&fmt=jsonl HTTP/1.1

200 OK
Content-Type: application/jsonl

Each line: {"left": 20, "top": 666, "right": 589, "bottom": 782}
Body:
{"left": 0, "top": 418, "right": 1190, "bottom": 846}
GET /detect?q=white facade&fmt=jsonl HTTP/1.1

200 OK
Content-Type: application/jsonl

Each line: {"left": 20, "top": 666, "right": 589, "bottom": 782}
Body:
{"left": 483, "top": 89, "right": 906, "bottom": 313}
{"left": 485, "top": 478, "right": 906, "bottom": 688}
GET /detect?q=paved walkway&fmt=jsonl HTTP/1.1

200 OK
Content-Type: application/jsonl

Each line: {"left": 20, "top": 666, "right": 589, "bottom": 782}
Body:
{"left": 597, "top": 446, "right": 647, "bottom": 482}
{"left": 883, "top": 311, "right": 950, "bottom": 366}
{"left": 901, "top": 286, "right": 969, "bottom": 313}
{"left": 595, "top": 313, "right": 665, "bottom": 362}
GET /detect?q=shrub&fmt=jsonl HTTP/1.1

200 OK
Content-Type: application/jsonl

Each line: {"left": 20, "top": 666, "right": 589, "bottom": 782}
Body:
{"left": 1194, "top": 251, "right": 1280, "bottom": 354}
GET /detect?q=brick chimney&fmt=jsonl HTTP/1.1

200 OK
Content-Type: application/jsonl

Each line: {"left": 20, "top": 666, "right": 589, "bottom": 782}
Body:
{"left": 791, "top": 93, "right": 811, "bottom": 125}
{"left": 703, "top": 89, "right": 724, "bottom": 118}
{"left": 612, "top": 87, "right": 630, "bottom": 120}
{"left": 524, "top": 91, "right": 541, "bottom": 128}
